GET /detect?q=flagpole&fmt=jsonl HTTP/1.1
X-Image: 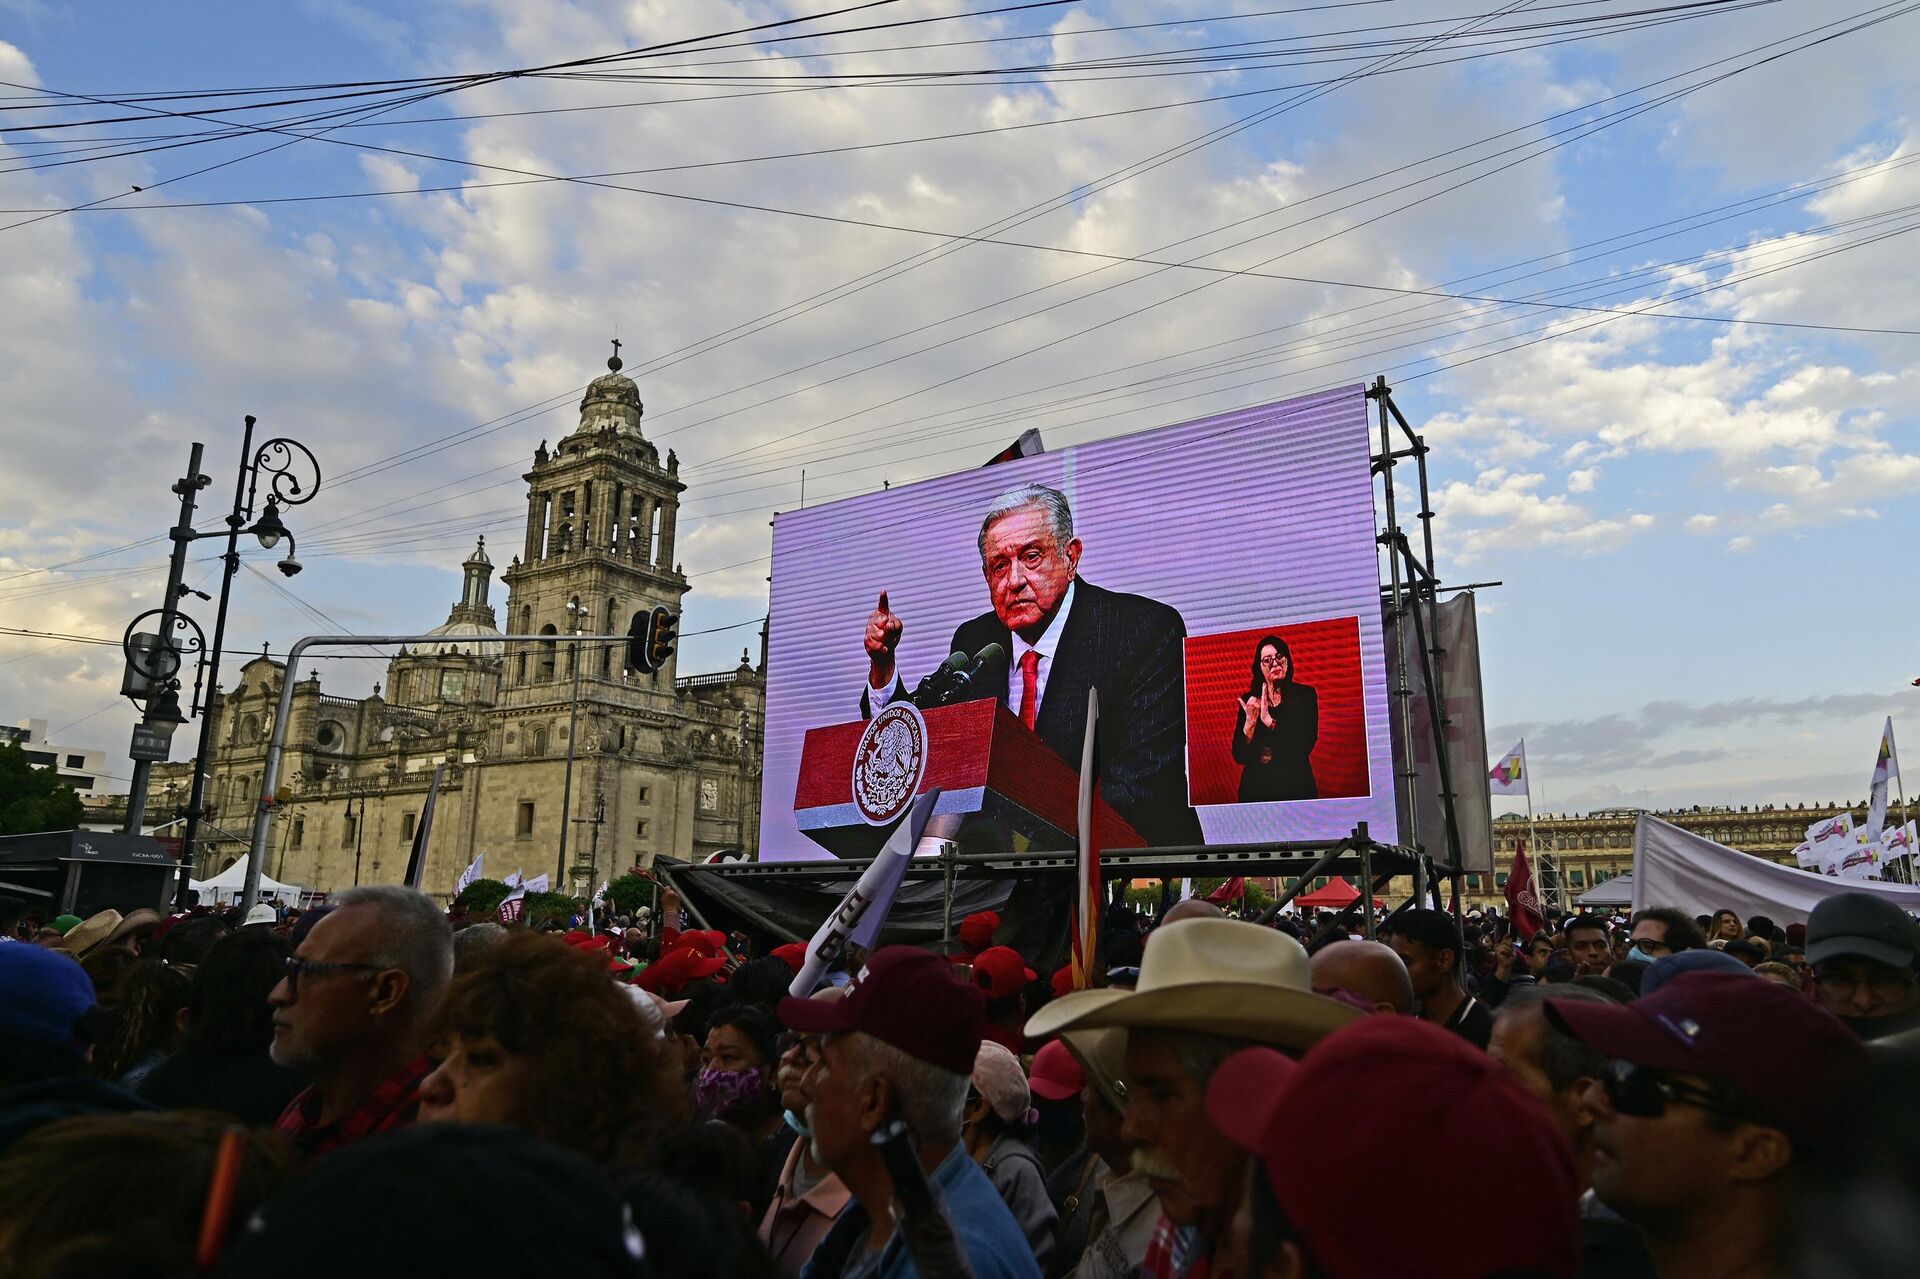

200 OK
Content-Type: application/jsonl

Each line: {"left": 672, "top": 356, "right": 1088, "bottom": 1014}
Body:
{"left": 1522, "top": 740, "right": 1554, "bottom": 914}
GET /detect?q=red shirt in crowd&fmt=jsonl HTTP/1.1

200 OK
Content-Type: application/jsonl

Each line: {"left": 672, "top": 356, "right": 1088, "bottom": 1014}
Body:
{"left": 273, "top": 1056, "right": 432, "bottom": 1161}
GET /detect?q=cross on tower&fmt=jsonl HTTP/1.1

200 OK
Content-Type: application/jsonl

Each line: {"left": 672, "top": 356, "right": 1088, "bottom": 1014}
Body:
{"left": 608, "top": 337, "right": 623, "bottom": 371}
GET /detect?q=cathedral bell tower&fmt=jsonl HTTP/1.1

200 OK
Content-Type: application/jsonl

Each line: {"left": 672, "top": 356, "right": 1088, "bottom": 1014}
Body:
{"left": 498, "top": 342, "right": 688, "bottom": 696}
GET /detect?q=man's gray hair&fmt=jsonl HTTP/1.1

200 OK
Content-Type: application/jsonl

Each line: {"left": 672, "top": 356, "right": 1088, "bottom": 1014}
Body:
{"left": 452, "top": 921, "right": 509, "bottom": 973}
{"left": 333, "top": 885, "right": 455, "bottom": 1013}
{"left": 1125, "top": 1027, "right": 1250, "bottom": 1087}
{"left": 978, "top": 483, "right": 1073, "bottom": 561}
{"left": 1495, "top": 984, "right": 1615, "bottom": 1094}
{"left": 842, "top": 1031, "right": 970, "bottom": 1149}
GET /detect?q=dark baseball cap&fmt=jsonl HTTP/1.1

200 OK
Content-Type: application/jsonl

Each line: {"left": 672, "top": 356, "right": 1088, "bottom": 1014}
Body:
{"left": 1206, "top": 1018, "right": 1578, "bottom": 1279}
{"left": 779, "top": 945, "right": 985, "bottom": 1076}
{"left": 1641, "top": 946, "right": 1751, "bottom": 995}
{"left": 1805, "top": 892, "right": 1919, "bottom": 969}
{"left": 1546, "top": 971, "right": 1867, "bottom": 1143}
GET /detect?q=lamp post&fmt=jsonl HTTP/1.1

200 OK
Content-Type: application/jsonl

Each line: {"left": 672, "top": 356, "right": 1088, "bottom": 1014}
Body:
{"left": 555, "top": 599, "right": 587, "bottom": 885}
{"left": 175, "top": 417, "right": 320, "bottom": 908}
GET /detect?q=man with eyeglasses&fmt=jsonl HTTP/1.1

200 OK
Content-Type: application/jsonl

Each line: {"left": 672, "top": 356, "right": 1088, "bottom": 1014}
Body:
{"left": 1545, "top": 972, "right": 1866, "bottom": 1279}
{"left": 1625, "top": 908, "right": 1705, "bottom": 964}
{"left": 1804, "top": 891, "right": 1920, "bottom": 1041}
{"left": 268, "top": 885, "right": 453, "bottom": 1161}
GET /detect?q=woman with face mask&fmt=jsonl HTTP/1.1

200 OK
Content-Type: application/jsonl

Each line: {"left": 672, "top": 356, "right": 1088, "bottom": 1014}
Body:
{"left": 700, "top": 1003, "right": 788, "bottom": 1216}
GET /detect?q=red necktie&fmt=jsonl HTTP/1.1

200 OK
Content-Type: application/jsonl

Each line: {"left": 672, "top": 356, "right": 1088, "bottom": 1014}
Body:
{"left": 1019, "top": 649, "right": 1041, "bottom": 729}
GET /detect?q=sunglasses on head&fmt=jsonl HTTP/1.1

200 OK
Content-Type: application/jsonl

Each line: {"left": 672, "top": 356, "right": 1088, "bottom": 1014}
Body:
{"left": 1602, "top": 1059, "right": 1757, "bottom": 1123}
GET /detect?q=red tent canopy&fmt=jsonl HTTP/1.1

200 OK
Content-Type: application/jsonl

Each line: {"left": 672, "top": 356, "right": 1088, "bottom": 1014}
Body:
{"left": 1294, "top": 877, "right": 1384, "bottom": 910}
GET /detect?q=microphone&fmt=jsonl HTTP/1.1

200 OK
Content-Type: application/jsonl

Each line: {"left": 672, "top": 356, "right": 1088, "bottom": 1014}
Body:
{"left": 907, "top": 651, "right": 971, "bottom": 709}
{"left": 939, "top": 642, "right": 1005, "bottom": 706}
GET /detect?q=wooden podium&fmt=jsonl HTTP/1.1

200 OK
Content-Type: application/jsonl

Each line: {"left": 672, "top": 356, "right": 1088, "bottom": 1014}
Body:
{"left": 794, "top": 698, "right": 1146, "bottom": 858}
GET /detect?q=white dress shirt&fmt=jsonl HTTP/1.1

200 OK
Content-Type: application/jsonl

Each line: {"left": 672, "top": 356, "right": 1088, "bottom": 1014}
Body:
{"left": 1010, "top": 578, "right": 1076, "bottom": 725}
{"left": 862, "top": 579, "right": 1079, "bottom": 721}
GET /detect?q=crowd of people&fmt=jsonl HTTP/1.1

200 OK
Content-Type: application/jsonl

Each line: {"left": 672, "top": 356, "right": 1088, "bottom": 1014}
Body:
{"left": 1, "top": 880, "right": 1915, "bottom": 1278}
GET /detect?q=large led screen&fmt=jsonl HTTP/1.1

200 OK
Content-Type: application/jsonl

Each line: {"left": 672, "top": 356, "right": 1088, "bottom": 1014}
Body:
{"left": 760, "top": 384, "right": 1396, "bottom": 857}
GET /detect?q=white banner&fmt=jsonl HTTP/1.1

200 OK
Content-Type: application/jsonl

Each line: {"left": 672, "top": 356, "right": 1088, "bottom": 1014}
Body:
{"left": 1632, "top": 814, "right": 1920, "bottom": 924}
{"left": 788, "top": 789, "right": 940, "bottom": 997}
{"left": 1867, "top": 718, "right": 1900, "bottom": 841}
{"left": 524, "top": 873, "right": 550, "bottom": 894}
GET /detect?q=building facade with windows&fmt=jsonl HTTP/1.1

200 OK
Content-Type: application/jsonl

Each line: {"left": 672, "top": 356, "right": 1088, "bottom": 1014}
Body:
{"left": 142, "top": 349, "right": 764, "bottom": 898}
{"left": 2, "top": 719, "right": 110, "bottom": 797}
{"left": 1459, "top": 801, "right": 1884, "bottom": 909}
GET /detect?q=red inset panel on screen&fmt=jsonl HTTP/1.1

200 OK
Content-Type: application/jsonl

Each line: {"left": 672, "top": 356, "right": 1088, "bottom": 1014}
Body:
{"left": 1186, "top": 616, "right": 1370, "bottom": 808}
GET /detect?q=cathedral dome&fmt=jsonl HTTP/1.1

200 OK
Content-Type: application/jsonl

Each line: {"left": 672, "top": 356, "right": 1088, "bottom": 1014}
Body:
{"left": 574, "top": 343, "right": 644, "bottom": 438}
{"left": 417, "top": 618, "right": 505, "bottom": 658}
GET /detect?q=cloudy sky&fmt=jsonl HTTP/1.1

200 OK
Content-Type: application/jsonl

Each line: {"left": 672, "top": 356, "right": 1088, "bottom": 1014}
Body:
{"left": 1, "top": 0, "right": 1915, "bottom": 819}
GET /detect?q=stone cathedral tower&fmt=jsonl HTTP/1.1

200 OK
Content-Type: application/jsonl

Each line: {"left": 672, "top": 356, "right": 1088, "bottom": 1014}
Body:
{"left": 499, "top": 345, "right": 686, "bottom": 690}
{"left": 150, "top": 343, "right": 765, "bottom": 896}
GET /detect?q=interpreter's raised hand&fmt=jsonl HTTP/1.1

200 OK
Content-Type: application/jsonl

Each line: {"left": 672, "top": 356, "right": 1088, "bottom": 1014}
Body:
{"left": 1258, "top": 684, "right": 1277, "bottom": 729}
{"left": 1240, "top": 694, "right": 1263, "bottom": 737}
{"left": 866, "top": 590, "right": 903, "bottom": 689}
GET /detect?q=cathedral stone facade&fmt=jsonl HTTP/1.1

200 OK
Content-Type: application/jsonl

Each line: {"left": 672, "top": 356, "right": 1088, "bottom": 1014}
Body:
{"left": 145, "top": 349, "right": 764, "bottom": 898}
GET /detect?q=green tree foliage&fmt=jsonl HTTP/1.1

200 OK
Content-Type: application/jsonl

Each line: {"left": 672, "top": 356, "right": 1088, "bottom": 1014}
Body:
{"left": 525, "top": 891, "right": 583, "bottom": 931}
{"left": 0, "top": 741, "right": 85, "bottom": 836}
{"left": 453, "top": 877, "right": 509, "bottom": 915}
{"left": 607, "top": 872, "right": 655, "bottom": 917}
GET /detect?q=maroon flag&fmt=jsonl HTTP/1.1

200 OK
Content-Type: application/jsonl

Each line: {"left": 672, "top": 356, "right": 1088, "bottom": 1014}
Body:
{"left": 1505, "top": 842, "right": 1545, "bottom": 940}
{"left": 1207, "top": 876, "right": 1247, "bottom": 904}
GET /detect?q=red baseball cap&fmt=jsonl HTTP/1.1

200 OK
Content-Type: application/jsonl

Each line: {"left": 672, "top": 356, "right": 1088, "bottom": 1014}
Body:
{"left": 771, "top": 943, "right": 809, "bottom": 973}
{"left": 1050, "top": 965, "right": 1077, "bottom": 998}
{"left": 959, "top": 911, "right": 1000, "bottom": 953}
{"left": 669, "top": 931, "right": 718, "bottom": 959}
{"left": 1027, "top": 1038, "right": 1084, "bottom": 1103}
{"left": 1208, "top": 1017, "right": 1578, "bottom": 1279}
{"left": 971, "top": 946, "right": 1036, "bottom": 1000}
{"left": 636, "top": 948, "right": 726, "bottom": 996}
{"left": 1545, "top": 970, "right": 1866, "bottom": 1144}
{"left": 778, "top": 946, "right": 985, "bottom": 1076}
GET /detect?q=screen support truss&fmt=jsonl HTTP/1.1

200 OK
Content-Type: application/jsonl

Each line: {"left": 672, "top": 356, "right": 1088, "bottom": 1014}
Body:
{"left": 1369, "top": 377, "right": 1469, "bottom": 918}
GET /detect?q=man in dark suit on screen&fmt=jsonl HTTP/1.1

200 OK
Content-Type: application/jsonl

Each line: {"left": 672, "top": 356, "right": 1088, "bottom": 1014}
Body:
{"left": 860, "top": 483, "right": 1203, "bottom": 847}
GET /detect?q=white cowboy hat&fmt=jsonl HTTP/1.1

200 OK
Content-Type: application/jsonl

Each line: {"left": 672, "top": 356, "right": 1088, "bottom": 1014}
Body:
{"left": 1025, "top": 918, "right": 1361, "bottom": 1052}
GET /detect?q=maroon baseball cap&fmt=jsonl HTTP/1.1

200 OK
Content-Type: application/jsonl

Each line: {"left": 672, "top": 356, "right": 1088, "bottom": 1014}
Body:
{"left": 1208, "top": 1017, "right": 1578, "bottom": 1279}
{"left": 971, "top": 946, "right": 1037, "bottom": 999}
{"left": 1545, "top": 970, "right": 1867, "bottom": 1143}
{"left": 778, "top": 946, "right": 986, "bottom": 1076}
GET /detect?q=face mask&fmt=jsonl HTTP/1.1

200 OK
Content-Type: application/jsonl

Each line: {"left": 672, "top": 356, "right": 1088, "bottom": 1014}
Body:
{"left": 784, "top": 1107, "right": 812, "bottom": 1137}
{"left": 696, "top": 1066, "right": 766, "bottom": 1120}
{"left": 1627, "top": 945, "right": 1661, "bottom": 964}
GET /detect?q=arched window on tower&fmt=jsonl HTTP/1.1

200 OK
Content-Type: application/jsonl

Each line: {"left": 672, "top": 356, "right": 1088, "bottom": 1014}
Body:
{"left": 556, "top": 522, "right": 572, "bottom": 554}
{"left": 602, "top": 597, "right": 618, "bottom": 676}
{"left": 516, "top": 606, "right": 531, "bottom": 683}
{"left": 538, "top": 623, "right": 557, "bottom": 682}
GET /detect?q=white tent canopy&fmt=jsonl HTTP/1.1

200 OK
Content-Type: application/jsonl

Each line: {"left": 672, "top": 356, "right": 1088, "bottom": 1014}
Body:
{"left": 1633, "top": 815, "right": 1920, "bottom": 924}
{"left": 189, "top": 858, "right": 304, "bottom": 906}
{"left": 1575, "top": 872, "right": 1634, "bottom": 909}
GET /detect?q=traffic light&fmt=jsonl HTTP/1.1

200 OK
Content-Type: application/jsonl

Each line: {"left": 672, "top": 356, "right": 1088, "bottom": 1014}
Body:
{"left": 625, "top": 606, "right": 680, "bottom": 674}
{"left": 646, "top": 606, "right": 678, "bottom": 671}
